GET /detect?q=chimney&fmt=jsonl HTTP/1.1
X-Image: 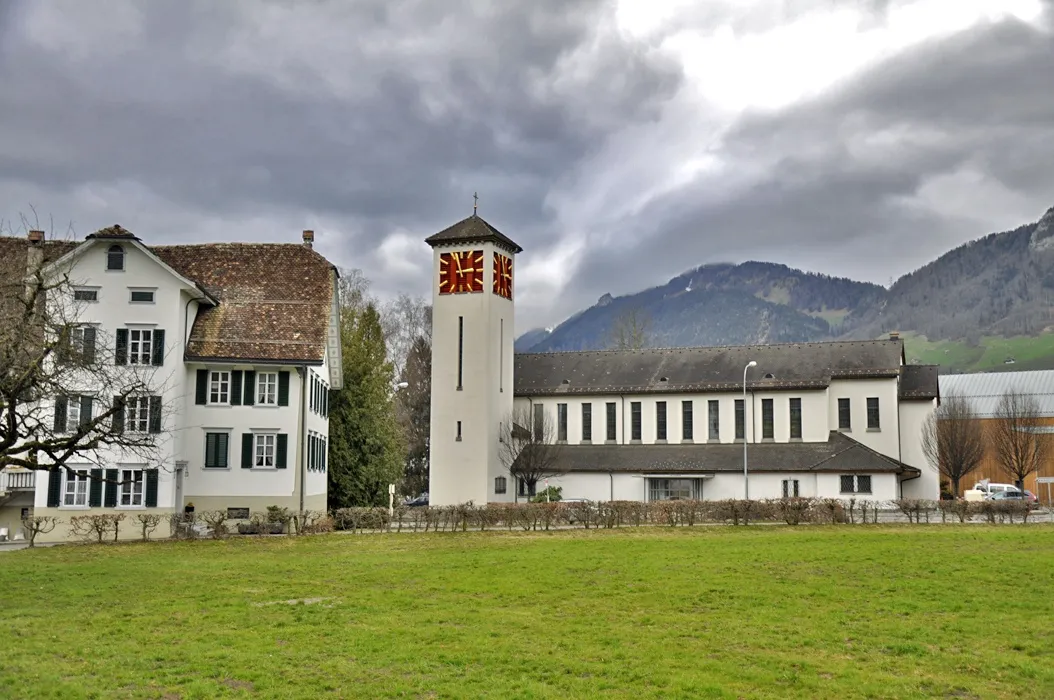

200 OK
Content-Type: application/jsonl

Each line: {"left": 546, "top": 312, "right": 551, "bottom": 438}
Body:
{"left": 302, "top": 230, "right": 314, "bottom": 249}
{"left": 889, "top": 331, "right": 900, "bottom": 340}
{"left": 25, "top": 231, "right": 45, "bottom": 299}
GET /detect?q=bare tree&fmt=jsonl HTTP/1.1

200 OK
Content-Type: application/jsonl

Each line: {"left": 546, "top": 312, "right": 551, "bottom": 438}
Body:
{"left": 607, "top": 306, "right": 650, "bottom": 350}
{"left": 920, "top": 391, "right": 986, "bottom": 496}
{"left": 380, "top": 293, "right": 431, "bottom": 378}
{"left": 991, "top": 388, "right": 1050, "bottom": 490}
{"left": 1, "top": 226, "right": 168, "bottom": 476}
{"left": 497, "top": 404, "right": 567, "bottom": 501}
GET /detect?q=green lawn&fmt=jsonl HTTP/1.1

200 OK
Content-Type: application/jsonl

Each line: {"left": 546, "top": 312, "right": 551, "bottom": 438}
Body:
{"left": 902, "top": 331, "right": 1054, "bottom": 372}
{"left": 3, "top": 527, "right": 1054, "bottom": 699}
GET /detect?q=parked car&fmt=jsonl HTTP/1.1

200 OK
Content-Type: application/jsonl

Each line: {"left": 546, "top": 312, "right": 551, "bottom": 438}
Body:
{"left": 966, "top": 481, "right": 1020, "bottom": 501}
{"left": 404, "top": 493, "right": 429, "bottom": 507}
{"left": 989, "top": 490, "right": 1027, "bottom": 501}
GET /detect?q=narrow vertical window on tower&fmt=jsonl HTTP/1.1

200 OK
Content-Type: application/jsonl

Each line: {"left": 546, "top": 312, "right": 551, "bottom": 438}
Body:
{"left": 499, "top": 319, "right": 504, "bottom": 392}
{"left": 457, "top": 316, "right": 464, "bottom": 390}
{"left": 456, "top": 420, "right": 462, "bottom": 441}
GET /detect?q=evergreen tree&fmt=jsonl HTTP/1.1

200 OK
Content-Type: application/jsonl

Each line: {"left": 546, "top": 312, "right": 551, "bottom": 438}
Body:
{"left": 395, "top": 335, "right": 431, "bottom": 497}
{"left": 328, "top": 302, "right": 404, "bottom": 508}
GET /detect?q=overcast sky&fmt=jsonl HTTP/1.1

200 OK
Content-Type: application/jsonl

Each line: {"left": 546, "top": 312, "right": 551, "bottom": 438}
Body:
{"left": 2, "top": 0, "right": 1052, "bottom": 334}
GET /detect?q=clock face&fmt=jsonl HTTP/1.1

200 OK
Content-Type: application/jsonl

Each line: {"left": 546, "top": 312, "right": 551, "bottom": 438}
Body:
{"left": 438, "top": 250, "right": 484, "bottom": 294}
{"left": 493, "top": 252, "right": 513, "bottom": 299}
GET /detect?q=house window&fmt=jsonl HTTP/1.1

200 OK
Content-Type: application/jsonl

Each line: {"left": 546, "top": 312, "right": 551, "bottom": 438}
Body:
{"left": 790, "top": 398, "right": 802, "bottom": 439}
{"left": 782, "top": 479, "right": 800, "bottom": 498}
{"left": 257, "top": 372, "right": 278, "bottom": 405}
{"left": 119, "top": 469, "right": 144, "bottom": 506}
{"left": 209, "top": 371, "right": 230, "bottom": 404}
{"left": 204, "top": 432, "right": 230, "bottom": 469}
{"left": 66, "top": 396, "right": 82, "bottom": 429}
{"left": 126, "top": 396, "right": 150, "bottom": 432}
{"left": 557, "top": 403, "right": 567, "bottom": 442}
{"left": 735, "top": 399, "right": 745, "bottom": 440}
{"left": 606, "top": 402, "right": 616, "bottom": 441}
{"left": 708, "top": 400, "right": 719, "bottom": 441}
{"left": 73, "top": 288, "right": 98, "bottom": 302}
{"left": 867, "top": 397, "right": 880, "bottom": 430}
{"left": 762, "top": 399, "right": 774, "bottom": 440}
{"left": 647, "top": 478, "right": 702, "bottom": 501}
{"left": 63, "top": 470, "right": 89, "bottom": 506}
{"left": 254, "top": 434, "right": 276, "bottom": 468}
{"left": 656, "top": 401, "right": 667, "bottom": 441}
{"left": 840, "top": 474, "right": 872, "bottom": 494}
{"left": 128, "top": 329, "right": 152, "bottom": 365}
{"left": 518, "top": 478, "right": 536, "bottom": 497}
{"left": 838, "top": 398, "right": 851, "bottom": 430}
{"left": 495, "top": 476, "right": 507, "bottom": 494}
{"left": 66, "top": 326, "right": 97, "bottom": 364}
{"left": 129, "top": 290, "right": 155, "bottom": 303}
{"left": 581, "top": 403, "right": 592, "bottom": 442}
{"left": 533, "top": 404, "right": 544, "bottom": 441}
{"left": 682, "top": 401, "right": 693, "bottom": 441}
{"left": 631, "top": 402, "right": 642, "bottom": 441}
{"left": 107, "top": 245, "right": 124, "bottom": 271}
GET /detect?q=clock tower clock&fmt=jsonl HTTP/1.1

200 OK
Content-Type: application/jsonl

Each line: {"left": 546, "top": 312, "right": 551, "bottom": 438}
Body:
{"left": 425, "top": 213, "right": 521, "bottom": 506}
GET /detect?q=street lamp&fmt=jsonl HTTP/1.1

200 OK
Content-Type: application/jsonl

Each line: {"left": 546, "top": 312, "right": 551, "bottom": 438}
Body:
{"left": 743, "top": 360, "right": 757, "bottom": 500}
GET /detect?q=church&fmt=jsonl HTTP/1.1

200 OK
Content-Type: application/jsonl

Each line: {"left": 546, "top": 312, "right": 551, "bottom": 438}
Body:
{"left": 425, "top": 214, "right": 940, "bottom": 506}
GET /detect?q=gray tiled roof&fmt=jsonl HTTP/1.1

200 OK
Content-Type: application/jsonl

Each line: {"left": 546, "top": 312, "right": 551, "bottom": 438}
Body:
{"left": 536, "top": 431, "right": 918, "bottom": 475}
{"left": 899, "top": 364, "right": 941, "bottom": 400}
{"left": 513, "top": 339, "right": 910, "bottom": 396}
{"left": 940, "top": 369, "right": 1054, "bottom": 417}
{"left": 424, "top": 215, "right": 523, "bottom": 254}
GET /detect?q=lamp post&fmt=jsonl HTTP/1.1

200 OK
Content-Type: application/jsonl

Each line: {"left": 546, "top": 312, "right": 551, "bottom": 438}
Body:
{"left": 743, "top": 360, "right": 757, "bottom": 500}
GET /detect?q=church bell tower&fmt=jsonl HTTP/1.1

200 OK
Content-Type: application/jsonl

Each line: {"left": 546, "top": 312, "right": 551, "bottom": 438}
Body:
{"left": 425, "top": 207, "right": 521, "bottom": 506}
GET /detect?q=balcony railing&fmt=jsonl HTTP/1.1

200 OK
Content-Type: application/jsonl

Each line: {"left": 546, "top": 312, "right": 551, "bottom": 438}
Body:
{"left": 0, "top": 470, "right": 35, "bottom": 491}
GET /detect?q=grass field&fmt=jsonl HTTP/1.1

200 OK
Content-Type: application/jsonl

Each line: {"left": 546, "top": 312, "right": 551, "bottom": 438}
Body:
{"left": 901, "top": 331, "right": 1054, "bottom": 373}
{"left": 3, "top": 527, "right": 1054, "bottom": 699}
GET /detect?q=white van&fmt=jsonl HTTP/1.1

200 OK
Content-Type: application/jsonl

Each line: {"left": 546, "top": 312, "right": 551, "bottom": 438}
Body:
{"left": 964, "top": 480, "right": 1020, "bottom": 501}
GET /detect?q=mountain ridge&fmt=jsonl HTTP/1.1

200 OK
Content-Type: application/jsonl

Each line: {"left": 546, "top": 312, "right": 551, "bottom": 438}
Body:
{"left": 517, "top": 205, "right": 1054, "bottom": 373}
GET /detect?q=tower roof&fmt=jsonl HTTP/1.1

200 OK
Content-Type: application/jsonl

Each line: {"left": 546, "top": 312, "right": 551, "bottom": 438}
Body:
{"left": 424, "top": 214, "right": 522, "bottom": 254}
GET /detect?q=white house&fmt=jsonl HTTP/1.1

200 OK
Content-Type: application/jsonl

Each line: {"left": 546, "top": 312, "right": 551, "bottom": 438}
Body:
{"left": 427, "top": 214, "right": 941, "bottom": 506}
{"left": 0, "top": 225, "right": 340, "bottom": 542}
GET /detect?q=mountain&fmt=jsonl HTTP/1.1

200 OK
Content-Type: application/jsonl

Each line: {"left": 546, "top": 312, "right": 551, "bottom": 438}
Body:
{"left": 525, "top": 261, "right": 884, "bottom": 352}
{"left": 517, "top": 206, "right": 1054, "bottom": 373}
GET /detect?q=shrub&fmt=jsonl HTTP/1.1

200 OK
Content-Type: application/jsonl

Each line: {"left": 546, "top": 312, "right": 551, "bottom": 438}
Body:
{"left": 21, "top": 516, "right": 60, "bottom": 547}
{"left": 69, "top": 514, "right": 125, "bottom": 543}
{"left": 530, "top": 486, "right": 563, "bottom": 503}
{"left": 133, "top": 513, "right": 164, "bottom": 541}
{"left": 199, "top": 510, "right": 229, "bottom": 539}
{"left": 169, "top": 513, "right": 199, "bottom": 539}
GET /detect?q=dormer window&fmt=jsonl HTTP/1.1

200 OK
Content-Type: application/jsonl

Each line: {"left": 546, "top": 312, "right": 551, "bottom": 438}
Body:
{"left": 107, "top": 245, "right": 125, "bottom": 271}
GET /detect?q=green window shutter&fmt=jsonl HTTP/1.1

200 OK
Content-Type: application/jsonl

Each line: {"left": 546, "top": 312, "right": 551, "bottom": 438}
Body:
{"left": 88, "top": 469, "right": 103, "bottom": 507}
{"left": 217, "top": 433, "right": 229, "bottom": 468}
{"left": 80, "top": 396, "right": 93, "bottom": 429}
{"left": 53, "top": 395, "right": 68, "bottom": 432}
{"left": 115, "top": 329, "right": 128, "bottom": 365}
{"left": 104, "top": 468, "right": 118, "bottom": 508}
{"left": 243, "top": 371, "right": 255, "bottom": 406}
{"left": 276, "top": 433, "right": 288, "bottom": 469}
{"left": 205, "top": 433, "right": 217, "bottom": 468}
{"left": 47, "top": 469, "right": 62, "bottom": 507}
{"left": 241, "top": 433, "right": 254, "bottom": 468}
{"left": 230, "top": 371, "right": 243, "bottom": 406}
{"left": 112, "top": 396, "right": 124, "bottom": 434}
{"left": 151, "top": 329, "right": 165, "bottom": 366}
{"left": 277, "top": 371, "right": 290, "bottom": 406}
{"left": 148, "top": 396, "right": 162, "bottom": 433}
{"left": 82, "top": 327, "right": 97, "bottom": 364}
{"left": 145, "top": 469, "right": 159, "bottom": 507}
{"left": 195, "top": 369, "right": 208, "bottom": 405}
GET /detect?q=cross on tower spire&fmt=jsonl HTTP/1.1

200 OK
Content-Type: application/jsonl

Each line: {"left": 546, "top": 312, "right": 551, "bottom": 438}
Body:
{"left": 473, "top": 191, "right": 478, "bottom": 215}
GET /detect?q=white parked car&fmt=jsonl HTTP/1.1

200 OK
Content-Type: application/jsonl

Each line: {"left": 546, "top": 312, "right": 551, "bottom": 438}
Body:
{"left": 964, "top": 480, "right": 1020, "bottom": 502}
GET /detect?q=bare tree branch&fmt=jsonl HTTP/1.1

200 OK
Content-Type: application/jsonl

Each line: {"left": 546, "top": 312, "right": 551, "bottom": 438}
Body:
{"left": 1, "top": 225, "right": 171, "bottom": 475}
{"left": 607, "top": 306, "right": 650, "bottom": 350}
{"left": 497, "top": 404, "right": 567, "bottom": 500}
{"left": 990, "top": 388, "right": 1049, "bottom": 489}
{"left": 920, "top": 390, "right": 985, "bottom": 496}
